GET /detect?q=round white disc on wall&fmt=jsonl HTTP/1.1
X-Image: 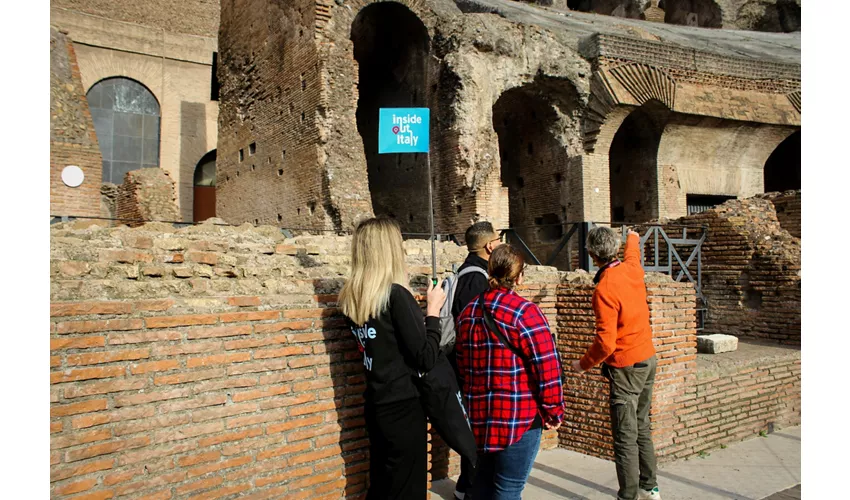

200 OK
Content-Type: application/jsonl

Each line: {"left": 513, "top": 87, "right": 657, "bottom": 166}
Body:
{"left": 61, "top": 165, "right": 85, "bottom": 187}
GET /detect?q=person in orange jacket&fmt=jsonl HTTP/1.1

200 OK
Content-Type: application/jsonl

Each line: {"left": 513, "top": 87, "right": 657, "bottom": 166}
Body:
{"left": 571, "top": 226, "right": 661, "bottom": 500}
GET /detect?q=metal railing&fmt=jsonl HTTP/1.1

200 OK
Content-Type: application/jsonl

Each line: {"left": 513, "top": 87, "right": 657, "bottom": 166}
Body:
{"left": 500, "top": 222, "right": 707, "bottom": 328}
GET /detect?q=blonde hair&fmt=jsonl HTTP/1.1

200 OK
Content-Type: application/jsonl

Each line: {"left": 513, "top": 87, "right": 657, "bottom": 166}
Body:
{"left": 339, "top": 217, "right": 409, "bottom": 326}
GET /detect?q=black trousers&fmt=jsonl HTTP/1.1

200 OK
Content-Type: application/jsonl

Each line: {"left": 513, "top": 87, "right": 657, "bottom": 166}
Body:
{"left": 447, "top": 350, "right": 476, "bottom": 494}
{"left": 365, "top": 398, "right": 428, "bottom": 500}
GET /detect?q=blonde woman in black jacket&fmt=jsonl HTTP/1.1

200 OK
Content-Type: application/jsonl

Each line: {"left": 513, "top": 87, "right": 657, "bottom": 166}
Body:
{"left": 339, "top": 217, "right": 446, "bottom": 500}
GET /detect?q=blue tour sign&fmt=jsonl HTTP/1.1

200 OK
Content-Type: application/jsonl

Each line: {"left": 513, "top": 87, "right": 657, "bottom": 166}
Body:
{"left": 378, "top": 108, "right": 430, "bottom": 154}
{"left": 376, "top": 107, "right": 438, "bottom": 285}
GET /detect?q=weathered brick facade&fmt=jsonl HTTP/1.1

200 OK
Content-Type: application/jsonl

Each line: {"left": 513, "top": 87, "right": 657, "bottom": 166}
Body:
{"left": 51, "top": 28, "right": 103, "bottom": 219}
{"left": 50, "top": 222, "right": 800, "bottom": 498}
{"left": 215, "top": 0, "right": 800, "bottom": 236}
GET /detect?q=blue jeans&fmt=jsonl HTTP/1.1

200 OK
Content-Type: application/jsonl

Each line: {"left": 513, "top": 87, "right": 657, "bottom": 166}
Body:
{"left": 471, "top": 427, "right": 542, "bottom": 500}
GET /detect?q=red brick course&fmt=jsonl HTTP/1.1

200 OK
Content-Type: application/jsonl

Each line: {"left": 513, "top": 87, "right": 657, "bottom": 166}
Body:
{"left": 50, "top": 224, "right": 800, "bottom": 498}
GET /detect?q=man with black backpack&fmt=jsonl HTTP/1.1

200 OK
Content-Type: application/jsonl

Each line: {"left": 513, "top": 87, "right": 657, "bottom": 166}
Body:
{"left": 441, "top": 221, "right": 501, "bottom": 500}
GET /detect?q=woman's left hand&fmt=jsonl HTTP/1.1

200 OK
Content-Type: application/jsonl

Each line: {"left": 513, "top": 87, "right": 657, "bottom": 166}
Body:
{"left": 426, "top": 280, "right": 447, "bottom": 317}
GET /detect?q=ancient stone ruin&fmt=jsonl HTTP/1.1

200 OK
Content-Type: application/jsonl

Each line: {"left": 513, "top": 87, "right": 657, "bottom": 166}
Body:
{"left": 48, "top": 1, "right": 802, "bottom": 498}
{"left": 216, "top": 0, "right": 800, "bottom": 255}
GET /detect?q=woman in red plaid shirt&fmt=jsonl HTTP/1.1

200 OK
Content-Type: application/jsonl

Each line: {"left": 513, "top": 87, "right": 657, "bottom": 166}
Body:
{"left": 455, "top": 245, "right": 565, "bottom": 500}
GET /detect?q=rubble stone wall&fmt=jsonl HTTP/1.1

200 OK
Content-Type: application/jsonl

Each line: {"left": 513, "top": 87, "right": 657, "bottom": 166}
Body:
{"left": 759, "top": 190, "right": 801, "bottom": 238}
{"left": 674, "top": 196, "right": 801, "bottom": 344}
{"left": 115, "top": 169, "right": 181, "bottom": 227}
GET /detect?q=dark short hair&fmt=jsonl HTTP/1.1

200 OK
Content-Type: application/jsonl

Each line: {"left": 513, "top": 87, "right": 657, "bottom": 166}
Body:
{"left": 465, "top": 221, "right": 496, "bottom": 252}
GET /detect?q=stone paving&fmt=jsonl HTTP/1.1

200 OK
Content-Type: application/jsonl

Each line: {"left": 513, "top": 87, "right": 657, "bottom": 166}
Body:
{"left": 431, "top": 426, "right": 800, "bottom": 500}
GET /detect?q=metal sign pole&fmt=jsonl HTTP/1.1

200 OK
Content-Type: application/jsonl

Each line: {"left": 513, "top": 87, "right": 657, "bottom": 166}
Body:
{"left": 426, "top": 152, "right": 437, "bottom": 285}
{"left": 377, "top": 106, "right": 433, "bottom": 283}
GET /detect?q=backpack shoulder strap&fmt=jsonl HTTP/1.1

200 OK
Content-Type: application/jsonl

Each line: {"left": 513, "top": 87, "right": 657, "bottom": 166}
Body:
{"left": 458, "top": 266, "right": 489, "bottom": 278}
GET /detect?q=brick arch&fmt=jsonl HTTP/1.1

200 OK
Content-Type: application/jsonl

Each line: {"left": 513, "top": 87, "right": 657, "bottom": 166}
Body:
{"left": 76, "top": 51, "right": 164, "bottom": 106}
{"left": 607, "top": 100, "right": 671, "bottom": 223}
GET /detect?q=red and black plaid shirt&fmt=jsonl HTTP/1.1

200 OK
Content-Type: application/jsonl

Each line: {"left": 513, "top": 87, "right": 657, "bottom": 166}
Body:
{"left": 455, "top": 288, "right": 565, "bottom": 452}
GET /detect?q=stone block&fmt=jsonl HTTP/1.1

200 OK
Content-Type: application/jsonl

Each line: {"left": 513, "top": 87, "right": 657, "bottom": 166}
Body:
{"left": 697, "top": 334, "right": 738, "bottom": 354}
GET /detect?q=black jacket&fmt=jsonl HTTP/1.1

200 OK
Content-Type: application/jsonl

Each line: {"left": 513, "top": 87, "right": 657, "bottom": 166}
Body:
{"left": 451, "top": 253, "right": 490, "bottom": 319}
{"left": 347, "top": 284, "right": 442, "bottom": 405}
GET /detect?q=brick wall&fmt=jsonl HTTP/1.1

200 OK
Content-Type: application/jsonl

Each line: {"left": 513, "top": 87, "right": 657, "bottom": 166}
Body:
{"left": 51, "top": 28, "right": 103, "bottom": 218}
{"left": 557, "top": 275, "right": 698, "bottom": 461}
{"left": 494, "top": 87, "right": 577, "bottom": 266}
{"left": 50, "top": 218, "right": 800, "bottom": 496}
{"left": 216, "top": 0, "right": 343, "bottom": 229}
{"left": 115, "top": 168, "right": 181, "bottom": 226}
{"left": 53, "top": 222, "right": 542, "bottom": 498}
{"left": 667, "top": 344, "right": 801, "bottom": 460}
{"left": 51, "top": 1, "right": 220, "bottom": 223}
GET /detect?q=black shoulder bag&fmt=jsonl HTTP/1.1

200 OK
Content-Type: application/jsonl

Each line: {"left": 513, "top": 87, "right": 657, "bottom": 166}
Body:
{"left": 478, "top": 292, "right": 535, "bottom": 382}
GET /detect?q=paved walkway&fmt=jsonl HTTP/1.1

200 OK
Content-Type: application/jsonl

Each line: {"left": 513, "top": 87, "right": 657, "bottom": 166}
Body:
{"left": 431, "top": 426, "right": 800, "bottom": 500}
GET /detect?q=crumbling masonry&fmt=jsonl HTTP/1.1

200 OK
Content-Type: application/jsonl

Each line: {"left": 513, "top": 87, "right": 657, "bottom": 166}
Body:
{"left": 216, "top": 0, "right": 800, "bottom": 265}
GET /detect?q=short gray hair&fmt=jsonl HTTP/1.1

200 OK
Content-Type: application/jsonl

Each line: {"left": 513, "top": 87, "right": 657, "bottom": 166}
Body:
{"left": 586, "top": 226, "right": 620, "bottom": 262}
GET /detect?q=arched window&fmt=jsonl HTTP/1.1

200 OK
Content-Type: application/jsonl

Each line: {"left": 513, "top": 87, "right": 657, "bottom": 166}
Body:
{"left": 86, "top": 77, "right": 160, "bottom": 184}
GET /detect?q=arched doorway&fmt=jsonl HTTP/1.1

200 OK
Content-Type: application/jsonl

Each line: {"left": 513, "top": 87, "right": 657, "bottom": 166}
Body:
{"left": 764, "top": 130, "right": 800, "bottom": 192}
{"left": 193, "top": 150, "right": 217, "bottom": 223}
{"left": 609, "top": 102, "right": 668, "bottom": 223}
{"left": 567, "top": 0, "right": 645, "bottom": 18}
{"left": 86, "top": 77, "right": 161, "bottom": 184}
{"left": 351, "top": 2, "right": 430, "bottom": 234}
{"left": 660, "top": 0, "right": 722, "bottom": 27}
{"left": 494, "top": 86, "right": 570, "bottom": 266}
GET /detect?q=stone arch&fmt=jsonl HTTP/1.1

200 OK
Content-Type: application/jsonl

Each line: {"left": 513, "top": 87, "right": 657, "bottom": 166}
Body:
{"left": 86, "top": 77, "right": 161, "bottom": 185}
{"left": 656, "top": 116, "right": 797, "bottom": 218}
{"left": 609, "top": 100, "right": 670, "bottom": 223}
{"left": 567, "top": 0, "right": 647, "bottom": 19}
{"left": 493, "top": 82, "right": 579, "bottom": 267}
{"left": 193, "top": 150, "right": 217, "bottom": 223}
{"left": 659, "top": 0, "right": 722, "bottom": 28}
{"left": 764, "top": 130, "right": 800, "bottom": 192}
{"left": 351, "top": 1, "right": 431, "bottom": 234}
{"left": 736, "top": 0, "right": 801, "bottom": 33}
{"left": 77, "top": 50, "right": 163, "bottom": 105}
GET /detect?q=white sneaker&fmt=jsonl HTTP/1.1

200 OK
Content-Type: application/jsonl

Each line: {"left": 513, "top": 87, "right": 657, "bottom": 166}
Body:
{"left": 637, "top": 487, "right": 661, "bottom": 500}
